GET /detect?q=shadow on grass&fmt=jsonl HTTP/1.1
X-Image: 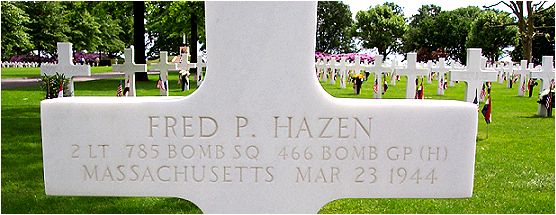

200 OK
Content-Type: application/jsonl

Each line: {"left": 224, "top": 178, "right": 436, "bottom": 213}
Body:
{"left": 519, "top": 114, "right": 554, "bottom": 119}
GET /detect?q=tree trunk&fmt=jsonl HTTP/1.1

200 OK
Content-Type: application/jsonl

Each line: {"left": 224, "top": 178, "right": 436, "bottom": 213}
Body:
{"left": 133, "top": 1, "right": 149, "bottom": 81}
{"left": 190, "top": 13, "right": 198, "bottom": 76}
{"left": 524, "top": 1, "right": 535, "bottom": 63}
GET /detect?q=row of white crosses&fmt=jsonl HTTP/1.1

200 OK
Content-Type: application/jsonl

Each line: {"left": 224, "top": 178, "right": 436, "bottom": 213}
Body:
{"left": 315, "top": 49, "right": 508, "bottom": 102}
{"left": 112, "top": 47, "right": 207, "bottom": 96}
{"left": 40, "top": 42, "right": 91, "bottom": 97}
{"left": 2, "top": 61, "right": 40, "bottom": 68}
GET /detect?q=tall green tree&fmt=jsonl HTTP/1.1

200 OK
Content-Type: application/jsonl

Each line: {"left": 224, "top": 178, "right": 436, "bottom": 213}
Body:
{"left": 434, "top": 6, "right": 482, "bottom": 63}
{"left": 466, "top": 10, "right": 518, "bottom": 61}
{"left": 353, "top": 3, "right": 407, "bottom": 58}
{"left": 63, "top": 2, "right": 102, "bottom": 52}
{"left": 316, "top": 1, "right": 354, "bottom": 54}
{"left": 487, "top": 1, "right": 555, "bottom": 63}
{"left": 89, "top": 2, "right": 126, "bottom": 58}
{"left": 21, "top": 1, "right": 70, "bottom": 64}
{"left": 145, "top": 1, "right": 205, "bottom": 58}
{"left": 402, "top": 4, "right": 442, "bottom": 61}
{"left": 1, "top": 2, "right": 33, "bottom": 59}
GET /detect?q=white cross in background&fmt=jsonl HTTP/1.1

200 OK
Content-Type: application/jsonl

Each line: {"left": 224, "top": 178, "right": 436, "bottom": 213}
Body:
{"left": 513, "top": 60, "right": 531, "bottom": 97}
{"left": 151, "top": 51, "right": 179, "bottom": 96}
{"left": 389, "top": 57, "right": 403, "bottom": 86}
{"left": 338, "top": 58, "right": 348, "bottom": 88}
{"left": 40, "top": 42, "right": 91, "bottom": 96}
{"left": 530, "top": 56, "right": 555, "bottom": 92}
{"left": 112, "top": 47, "right": 147, "bottom": 97}
{"left": 197, "top": 59, "right": 206, "bottom": 88}
{"left": 449, "top": 48, "right": 498, "bottom": 103}
{"left": 368, "top": 55, "right": 390, "bottom": 99}
{"left": 503, "top": 62, "right": 515, "bottom": 88}
{"left": 426, "top": 60, "right": 434, "bottom": 84}
{"left": 495, "top": 63, "right": 505, "bottom": 84}
{"left": 350, "top": 55, "right": 366, "bottom": 75}
{"left": 395, "top": 53, "right": 430, "bottom": 99}
{"left": 435, "top": 58, "right": 451, "bottom": 96}
{"left": 328, "top": 58, "right": 338, "bottom": 84}
{"left": 321, "top": 59, "right": 329, "bottom": 82}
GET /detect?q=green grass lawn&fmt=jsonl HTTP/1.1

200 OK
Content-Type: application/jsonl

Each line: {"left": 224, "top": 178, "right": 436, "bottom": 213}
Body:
{"left": 1, "top": 66, "right": 119, "bottom": 79}
{"left": 1, "top": 73, "right": 554, "bottom": 213}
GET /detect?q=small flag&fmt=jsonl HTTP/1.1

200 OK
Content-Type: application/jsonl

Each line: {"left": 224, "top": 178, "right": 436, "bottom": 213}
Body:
{"left": 373, "top": 78, "right": 379, "bottom": 94}
{"left": 473, "top": 89, "right": 478, "bottom": 105}
{"left": 156, "top": 75, "right": 166, "bottom": 90}
{"left": 418, "top": 78, "right": 424, "bottom": 99}
{"left": 546, "top": 92, "right": 552, "bottom": 110}
{"left": 123, "top": 79, "right": 130, "bottom": 96}
{"left": 481, "top": 95, "right": 492, "bottom": 124}
{"left": 479, "top": 83, "right": 486, "bottom": 101}
{"left": 439, "top": 78, "right": 444, "bottom": 89}
{"left": 57, "top": 83, "right": 64, "bottom": 98}
{"left": 117, "top": 80, "right": 123, "bottom": 97}
{"left": 521, "top": 79, "right": 526, "bottom": 92}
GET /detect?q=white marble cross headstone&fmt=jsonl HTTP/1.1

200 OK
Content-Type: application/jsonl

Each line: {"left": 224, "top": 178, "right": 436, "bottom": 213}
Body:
{"left": 329, "top": 58, "right": 338, "bottom": 84}
{"left": 514, "top": 60, "right": 531, "bottom": 97}
{"left": 40, "top": 42, "right": 91, "bottom": 96}
{"left": 351, "top": 56, "right": 366, "bottom": 76}
{"left": 449, "top": 49, "right": 497, "bottom": 103}
{"left": 338, "top": 58, "right": 348, "bottom": 88}
{"left": 396, "top": 53, "right": 430, "bottom": 99}
{"left": 197, "top": 59, "right": 206, "bottom": 88}
{"left": 151, "top": 51, "right": 179, "bottom": 96}
{"left": 530, "top": 56, "right": 555, "bottom": 92}
{"left": 41, "top": 2, "right": 478, "bottom": 213}
{"left": 112, "top": 47, "right": 147, "bottom": 97}
{"left": 504, "top": 62, "right": 515, "bottom": 88}
{"left": 427, "top": 60, "right": 434, "bottom": 84}
{"left": 321, "top": 59, "right": 329, "bottom": 82}
{"left": 390, "top": 58, "right": 403, "bottom": 86}
{"left": 179, "top": 52, "right": 197, "bottom": 91}
{"left": 495, "top": 63, "right": 505, "bottom": 84}
{"left": 435, "top": 58, "right": 451, "bottom": 96}
{"left": 368, "top": 55, "right": 390, "bottom": 98}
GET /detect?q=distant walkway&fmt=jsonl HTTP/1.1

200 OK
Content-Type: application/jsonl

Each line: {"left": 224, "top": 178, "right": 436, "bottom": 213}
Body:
{"left": 2, "top": 72, "right": 124, "bottom": 89}
{"left": 1, "top": 71, "right": 162, "bottom": 89}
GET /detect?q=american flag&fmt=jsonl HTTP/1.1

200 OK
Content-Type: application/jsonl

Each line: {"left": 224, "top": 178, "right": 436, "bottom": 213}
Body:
{"left": 439, "top": 78, "right": 444, "bottom": 89}
{"left": 156, "top": 75, "right": 166, "bottom": 90}
{"left": 373, "top": 78, "right": 379, "bottom": 94}
{"left": 116, "top": 80, "right": 123, "bottom": 97}
{"left": 546, "top": 93, "right": 552, "bottom": 109}
{"left": 57, "top": 83, "right": 64, "bottom": 98}
{"left": 521, "top": 79, "right": 527, "bottom": 92}
{"left": 481, "top": 95, "right": 492, "bottom": 124}
{"left": 479, "top": 83, "right": 486, "bottom": 101}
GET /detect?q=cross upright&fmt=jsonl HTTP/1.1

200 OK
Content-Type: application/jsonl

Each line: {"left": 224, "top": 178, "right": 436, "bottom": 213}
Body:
{"left": 350, "top": 55, "right": 366, "bottom": 75}
{"left": 40, "top": 42, "right": 91, "bottom": 96}
{"left": 179, "top": 52, "right": 198, "bottom": 91}
{"left": 368, "top": 55, "right": 390, "bottom": 98}
{"left": 151, "top": 51, "right": 179, "bottom": 96}
{"left": 197, "top": 59, "right": 206, "bottom": 88}
{"left": 530, "top": 56, "right": 555, "bottom": 91}
{"left": 426, "top": 60, "right": 434, "bottom": 84}
{"left": 435, "top": 58, "right": 451, "bottom": 96}
{"left": 390, "top": 58, "right": 403, "bottom": 86}
{"left": 338, "top": 57, "right": 348, "bottom": 88}
{"left": 504, "top": 62, "right": 515, "bottom": 88}
{"left": 112, "top": 47, "right": 147, "bottom": 97}
{"left": 329, "top": 58, "right": 338, "bottom": 84}
{"left": 514, "top": 60, "right": 531, "bottom": 96}
{"left": 495, "top": 63, "right": 505, "bottom": 84}
{"left": 41, "top": 2, "right": 479, "bottom": 213}
{"left": 450, "top": 48, "right": 497, "bottom": 103}
{"left": 325, "top": 57, "right": 338, "bottom": 84}
{"left": 320, "top": 59, "right": 329, "bottom": 82}
{"left": 396, "top": 53, "right": 430, "bottom": 99}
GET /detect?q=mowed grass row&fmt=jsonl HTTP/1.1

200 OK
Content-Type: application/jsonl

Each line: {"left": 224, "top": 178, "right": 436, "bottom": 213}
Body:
{"left": 1, "top": 72, "right": 554, "bottom": 213}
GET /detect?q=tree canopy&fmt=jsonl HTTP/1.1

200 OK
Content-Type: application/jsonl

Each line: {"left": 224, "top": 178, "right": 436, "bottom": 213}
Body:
{"left": 353, "top": 3, "right": 407, "bottom": 58}
{"left": 1, "top": 1, "right": 554, "bottom": 64}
